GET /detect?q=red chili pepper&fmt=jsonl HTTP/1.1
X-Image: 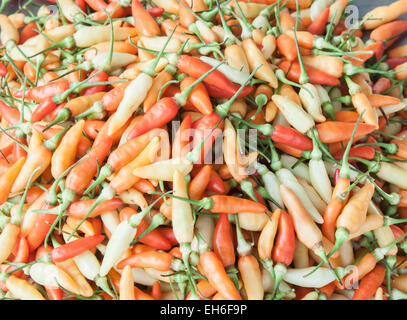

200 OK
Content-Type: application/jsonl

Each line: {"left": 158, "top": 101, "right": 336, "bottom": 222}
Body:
{"left": 126, "top": 97, "right": 179, "bottom": 140}
{"left": 75, "top": 0, "right": 87, "bottom": 12}
{"left": 81, "top": 70, "right": 109, "bottom": 96}
{"left": 0, "top": 62, "right": 8, "bottom": 76}
{"left": 49, "top": 234, "right": 105, "bottom": 262}
{"left": 373, "top": 77, "right": 391, "bottom": 94}
{"left": 333, "top": 145, "right": 376, "bottom": 161}
{"left": 390, "top": 225, "right": 406, "bottom": 243}
{"left": 134, "top": 219, "right": 172, "bottom": 251}
{"left": 272, "top": 210, "right": 296, "bottom": 266}
{"left": 177, "top": 55, "right": 253, "bottom": 98}
{"left": 213, "top": 213, "right": 235, "bottom": 267}
{"left": 31, "top": 97, "right": 58, "bottom": 123}
{"left": 120, "top": 207, "right": 172, "bottom": 250}
{"left": 269, "top": 125, "right": 314, "bottom": 151}
{"left": 19, "top": 22, "right": 38, "bottom": 44}
{"left": 386, "top": 57, "right": 407, "bottom": 69}
{"left": 207, "top": 169, "right": 226, "bottom": 194}
{"left": 157, "top": 227, "right": 178, "bottom": 246}
{"left": 92, "top": 1, "right": 126, "bottom": 19}
{"left": 147, "top": 7, "right": 164, "bottom": 17}
{"left": 278, "top": 60, "right": 341, "bottom": 86}
{"left": 49, "top": 103, "right": 66, "bottom": 122}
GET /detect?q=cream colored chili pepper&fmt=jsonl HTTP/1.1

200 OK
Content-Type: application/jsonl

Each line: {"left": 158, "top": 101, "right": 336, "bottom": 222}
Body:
{"left": 58, "top": 0, "right": 85, "bottom": 22}
{"left": 100, "top": 219, "right": 138, "bottom": 276}
{"left": 0, "top": 14, "right": 19, "bottom": 45}
{"left": 29, "top": 262, "right": 82, "bottom": 295}
{"left": 299, "top": 83, "right": 326, "bottom": 122}
{"left": 56, "top": 258, "right": 94, "bottom": 297}
{"left": 293, "top": 239, "right": 310, "bottom": 268}
{"left": 101, "top": 210, "right": 121, "bottom": 236}
{"left": 310, "top": 0, "right": 333, "bottom": 21}
{"left": 373, "top": 226, "right": 398, "bottom": 256}
{"left": 284, "top": 267, "right": 335, "bottom": 288}
{"left": 191, "top": 215, "right": 215, "bottom": 252}
{"left": 200, "top": 56, "right": 250, "bottom": 86}
{"left": 297, "top": 178, "right": 327, "bottom": 214}
{"left": 141, "top": 36, "right": 181, "bottom": 53}
{"left": 92, "top": 52, "right": 138, "bottom": 72}
{"left": 229, "top": 1, "right": 267, "bottom": 19}
{"left": 238, "top": 212, "right": 268, "bottom": 232}
{"left": 280, "top": 154, "right": 311, "bottom": 183}
{"left": 62, "top": 224, "right": 101, "bottom": 281}
{"left": 276, "top": 169, "right": 323, "bottom": 224}
{"left": 132, "top": 157, "right": 193, "bottom": 182}
{"left": 272, "top": 95, "right": 315, "bottom": 134}
{"left": 172, "top": 170, "right": 194, "bottom": 243}
{"left": 73, "top": 25, "right": 137, "bottom": 47}
{"left": 376, "top": 162, "right": 407, "bottom": 190}
{"left": 338, "top": 240, "right": 354, "bottom": 267}
{"left": 108, "top": 72, "right": 153, "bottom": 135}
{"left": 241, "top": 38, "right": 278, "bottom": 88}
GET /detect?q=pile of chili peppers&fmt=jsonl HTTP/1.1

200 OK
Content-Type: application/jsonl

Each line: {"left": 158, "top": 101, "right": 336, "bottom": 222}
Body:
{"left": 1, "top": 0, "right": 407, "bottom": 300}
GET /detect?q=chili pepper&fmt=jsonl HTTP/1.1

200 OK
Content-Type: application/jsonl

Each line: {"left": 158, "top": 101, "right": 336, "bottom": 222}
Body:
{"left": 207, "top": 169, "right": 226, "bottom": 194}
{"left": 14, "top": 80, "right": 70, "bottom": 103}
{"left": 271, "top": 210, "right": 296, "bottom": 298}
{"left": 67, "top": 198, "right": 123, "bottom": 219}
{"left": 278, "top": 60, "right": 341, "bottom": 86}
{"left": 81, "top": 70, "right": 109, "bottom": 96}
{"left": 199, "top": 247, "right": 242, "bottom": 300}
{"left": 0, "top": 274, "right": 45, "bottom": 300}
{"left": 316, "top": 121, "right": 377, "bottom": 144}
{"left": 307, "top": 7, "right": 329, "bottom": 35}
{"left": 11, "top": 131, "right": 52, "bottom": 193}
{"left": 370, "top": 20, "right": 407, "bottom": 47}
{"left": 131, "top": 0, "right": 161, "bottom": 37}
{"left": 176, "top": 54, "right": 253, "bottom": 98}
{"left": 351, "top": 264, "right": 386, "bottom": 300}
{"left": 280, "top": 184, "right": 341, "bottom": 283}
